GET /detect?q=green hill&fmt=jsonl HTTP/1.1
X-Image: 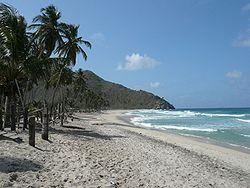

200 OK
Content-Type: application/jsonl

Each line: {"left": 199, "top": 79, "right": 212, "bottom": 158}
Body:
{"left": 83, "top": 70, "right": 175, "bottom": 110}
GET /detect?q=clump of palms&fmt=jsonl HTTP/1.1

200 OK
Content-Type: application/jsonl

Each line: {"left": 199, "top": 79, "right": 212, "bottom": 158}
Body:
{"left": 30, "top": 4, "right": 91, "bottom": 140}
{"left": 0, "top": 3, "right": 93, "bottom": 142}
{"left": 0, "top": 4, "right": 30, "bottom": 131}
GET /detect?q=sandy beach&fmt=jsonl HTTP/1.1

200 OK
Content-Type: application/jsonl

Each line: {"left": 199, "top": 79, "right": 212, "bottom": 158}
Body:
{"left": 0, "top": 110, "right": 250, "bottom": 187}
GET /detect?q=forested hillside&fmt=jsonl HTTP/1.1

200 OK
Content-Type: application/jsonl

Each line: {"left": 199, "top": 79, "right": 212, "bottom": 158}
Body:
{"left": 83, "top": 70, "right": 175, "bottom": 110}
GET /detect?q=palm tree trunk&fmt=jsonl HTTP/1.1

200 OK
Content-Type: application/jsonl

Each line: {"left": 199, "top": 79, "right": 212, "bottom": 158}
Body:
{"left": 2, "top": 96, "right": 9, "bottom": 130}
{"left": 50, "top": 65, "right": 66, "bottom": 120}
{"left": 58, "top": 103, "right": 61, "bottom": 119}
{"left": 15, "top": 79, "right": 27, "bottom": 130}
{"left": 23, "top": 106, "right": 28, "bottom": 130}
{"left": 10, "top": 95, "right": 16, "bottom": 131}
{"left": 40, "top": 111, "right": 43, "bottom": 123}
{"left": 16, "top": 105, "right": 20, "bottom": 129}
{"left": 29, "top": 116, "right": 35, "bottom": 147}
{"left": 42, "top": 103, "right": 49, "bottom": 140}
{"left": 52, "top": 106, "right": 56, "bottom": 125}
{"left": 60, "top": 99, "right": 65, "bottom": 126}
{"left": 0, "top": 95, "right": 3, "bottom": 130}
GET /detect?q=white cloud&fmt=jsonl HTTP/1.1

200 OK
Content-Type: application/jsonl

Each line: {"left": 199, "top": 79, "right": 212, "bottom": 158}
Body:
{"left": 232, "top": 30, "right": 250, "bottom": 47}
{"left": 117, "top": 53, "right": 160, "bottom": 71}
{"left": 150, "top": 82, "right": 160, "bottom": 88}
{"left": 232, "top": 38, "right": 250, "bottom": 47}
{"left": 242, "top": 3, "right": 250, "bottom": 12}
{"left": 226, "top": 70, "right": 242, "bottom": 78}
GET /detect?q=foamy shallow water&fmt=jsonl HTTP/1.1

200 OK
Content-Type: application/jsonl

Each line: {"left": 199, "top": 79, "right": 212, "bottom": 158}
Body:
{"left": 125, "top": 108, "right": 250, "bottom": 150}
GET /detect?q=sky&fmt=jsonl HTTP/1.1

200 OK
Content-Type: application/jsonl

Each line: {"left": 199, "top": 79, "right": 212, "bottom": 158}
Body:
{"left": 4, "top": 0, "right": 250, "bottom": 108}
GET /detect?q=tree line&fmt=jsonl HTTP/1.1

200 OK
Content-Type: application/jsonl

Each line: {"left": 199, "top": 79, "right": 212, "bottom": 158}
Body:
{"left": 0, "top": 3, "right": 108, "bottom": 143}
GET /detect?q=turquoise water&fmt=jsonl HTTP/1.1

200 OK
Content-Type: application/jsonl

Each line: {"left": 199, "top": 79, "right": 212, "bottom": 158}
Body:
{"left": 126, "top": 108, "right": 250, "bottom": 150}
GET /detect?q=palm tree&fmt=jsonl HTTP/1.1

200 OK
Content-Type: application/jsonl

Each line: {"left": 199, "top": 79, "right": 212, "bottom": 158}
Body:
{"left": 0, "top": 3, "right": 30, "bottom": 131}
{"left": 57, "top": 23, "right": 91, "bottom": 65}
{"left": 21, "top": 39, "right": 45, "bottom": 130}
{"left": 50, "top": 24, "right": 91, "bottom": 125}
{"left": 31, "top": 5, "right": 91, "bottom": 138}
{"left": 29, "top": 5, "right": 64, "bottom": 140}
{"left": 51, "top": 24, "right": 91, "bottom": 103}
{"left": 29, "top": 5, "right": 63, "bottom": 58}
{"left": 74, "top": 69, "right": 87, "bottom": 95}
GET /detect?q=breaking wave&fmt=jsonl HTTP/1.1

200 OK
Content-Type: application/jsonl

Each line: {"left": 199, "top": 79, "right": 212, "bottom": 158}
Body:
{"left": 237, "top": 119, "right": 250, "bottom": 123}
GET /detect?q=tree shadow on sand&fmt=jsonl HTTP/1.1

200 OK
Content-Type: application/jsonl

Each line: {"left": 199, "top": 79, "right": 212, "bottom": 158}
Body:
{"left": 62, "top": 125, "right": 85, "bottom": 130}
{"left": 0, "top": 134, "right": 23, "bottom": 144}
{"left": 50, "top": 126, "right": 126, "bottom": 140}
{"left": 0, "top": 157, "right": 42, "bottom": 173}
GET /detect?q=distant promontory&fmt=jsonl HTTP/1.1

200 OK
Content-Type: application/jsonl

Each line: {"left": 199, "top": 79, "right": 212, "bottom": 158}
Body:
{"left": 83, "top": 70, "right": 175, "bottom": 110}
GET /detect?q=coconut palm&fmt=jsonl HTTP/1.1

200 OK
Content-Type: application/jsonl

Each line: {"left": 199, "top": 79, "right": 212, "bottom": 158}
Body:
{"left": 21, "top": 39, "right": 45, "bottom": 130}
{"left": 29, "top": 5, "right": 64, "bottom": 139}
{"left": 0, "top": 3, "right": 92, "bottom": 139}
{"left": 31, "top": 5, "right": 91, "bottom": 138}
{"left": 0, "top": 3, "right": 30, "bottom": 131}
{"left": 0, "top": 3, "right": 46, "bottom": 131}
{"left": 29, "top": 5, "right": 63, "bottom": 57}
{"left": 50, "top": 24, "right": 91, "bottom": 125}
{"left": 50, "top": 24, "right": 91, "bottom": 106}
{"left": 73, "top": 69, "right": 87, "bottom": 94}
{"left": 57, "top": 23, "right": 91, "bottom": 65}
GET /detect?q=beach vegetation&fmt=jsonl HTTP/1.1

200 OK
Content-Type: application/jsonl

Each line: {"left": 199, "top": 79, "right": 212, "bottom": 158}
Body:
{"left": 0, "top": 3, "right": 105, "bottom": 144}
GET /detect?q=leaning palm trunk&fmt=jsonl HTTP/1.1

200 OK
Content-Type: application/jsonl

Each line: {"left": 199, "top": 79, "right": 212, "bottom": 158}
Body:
{"left": 50, "top": 65, "right": 66, "bottom": 124}
{"left": 41, "top": 102, "right": 49, "bottom": 140}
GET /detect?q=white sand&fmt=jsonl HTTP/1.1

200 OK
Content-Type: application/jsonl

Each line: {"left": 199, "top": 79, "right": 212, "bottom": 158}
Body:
{"left": 0, "top": 110, "right": 249, "bottom": 187}
{"left": 101, "top": 110, "right": 250, "bottom": 172}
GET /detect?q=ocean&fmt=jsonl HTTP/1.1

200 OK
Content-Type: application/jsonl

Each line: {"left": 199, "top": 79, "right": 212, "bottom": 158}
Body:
{"left": 125, "top": 108, "right": 250, "bottom": 151}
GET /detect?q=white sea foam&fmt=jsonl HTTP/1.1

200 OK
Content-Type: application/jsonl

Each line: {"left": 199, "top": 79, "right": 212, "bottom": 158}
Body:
{"left": 128, "top": 110, "right": 248, "bottom": 132}
{"left": 127, "top": 109, "right": 250, "bottom": 150}
{"left": 130, "top": 109, "right": 246, "bottom": 119}
{"left": 130, "top": 117, "right": 152, "bottom": 127}
{"left": 160, "top": 110, "right": 201, "bottom": 117}
{"left": 133, "top": 110, "right": 201, "bottom": 119}
{"left": 240, "top": 134, "right": 250, "bottom": 138}
{"left": 130, "top": 115, "right": 217, "bottom": 132}
{"left": 134, "top": 122, "right": 152, "bottom": 127}
{"left": 156, "top": 125, "right": 216, "bottom": 132}
{"left": 228, "top": 143, "right": 250, "bottom": 150}
{"left": 201, "top": 113, "right": 245, "bottom": 118}
{"left": 237, "top": 119, "right": 250, "bottom": 123}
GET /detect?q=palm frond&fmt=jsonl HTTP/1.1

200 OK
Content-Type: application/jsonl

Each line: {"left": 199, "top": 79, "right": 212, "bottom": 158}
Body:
{"left": 79, "top": 38, "right": 92, "bottom": 49}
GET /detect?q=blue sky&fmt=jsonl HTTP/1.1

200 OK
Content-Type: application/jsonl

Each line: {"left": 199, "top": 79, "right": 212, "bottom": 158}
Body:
{"left": 4, "top": 0, "right": 250, "bottom": 108}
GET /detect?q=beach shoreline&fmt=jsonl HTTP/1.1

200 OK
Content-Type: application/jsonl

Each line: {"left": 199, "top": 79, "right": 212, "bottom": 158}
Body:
{"left": 0, "top": 110, "right": 249, "bottom": 187}
{"left": 117, "top": 110, "right": 250, "bottom": 155}
{"left": 99, "top": 110, "right": 250, "bottom": 172}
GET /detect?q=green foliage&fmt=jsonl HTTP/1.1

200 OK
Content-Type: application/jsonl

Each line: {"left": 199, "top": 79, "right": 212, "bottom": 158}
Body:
{"left": 0, "top": 3, "right": 97, "bottom": 117}
{"left": 82, "top": 70, "right": 174, "bottom": 110}
{"left": 0, "top": 3, "right": 29, "bottom": 96}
